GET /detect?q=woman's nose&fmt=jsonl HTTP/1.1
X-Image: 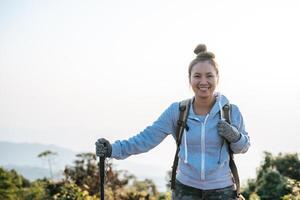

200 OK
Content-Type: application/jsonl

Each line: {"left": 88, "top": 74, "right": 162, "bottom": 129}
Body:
{"left": 199, "top": 77, "right": 208, "bottom": 83}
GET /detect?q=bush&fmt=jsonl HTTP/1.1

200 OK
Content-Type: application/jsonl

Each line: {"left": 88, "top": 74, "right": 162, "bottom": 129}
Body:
{"left": 242, "top": 152, "right": 300, "bottom": 200}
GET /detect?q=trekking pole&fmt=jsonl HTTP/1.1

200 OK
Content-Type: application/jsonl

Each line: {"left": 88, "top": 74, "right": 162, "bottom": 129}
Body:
{"left": 99, "top": 155, "right": 105, "bottom": 200}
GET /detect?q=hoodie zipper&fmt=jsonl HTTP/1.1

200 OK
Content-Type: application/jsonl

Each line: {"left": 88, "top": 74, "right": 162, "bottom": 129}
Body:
{"left": 200, "top": 114, "right": 209, "bottom": 180}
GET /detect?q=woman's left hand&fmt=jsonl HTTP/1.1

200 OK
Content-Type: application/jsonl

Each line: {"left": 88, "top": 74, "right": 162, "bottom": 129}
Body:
{"left": 217, "top": 121, "right": 241, "bottom": 143}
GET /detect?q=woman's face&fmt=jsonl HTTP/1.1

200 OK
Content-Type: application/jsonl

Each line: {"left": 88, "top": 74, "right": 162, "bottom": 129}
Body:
{"left": 189, "top": 61, "right": 219, "bottom": 100}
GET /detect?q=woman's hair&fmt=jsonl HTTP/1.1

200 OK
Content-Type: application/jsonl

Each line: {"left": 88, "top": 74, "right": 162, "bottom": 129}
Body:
{"left": 188, "top": 44, "right": 219, "bottom": 77}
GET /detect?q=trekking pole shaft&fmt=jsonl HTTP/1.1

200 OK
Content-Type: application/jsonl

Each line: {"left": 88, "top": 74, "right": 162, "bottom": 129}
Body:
{"left": 99, "top": 156, "right": 105, "bottom": 200}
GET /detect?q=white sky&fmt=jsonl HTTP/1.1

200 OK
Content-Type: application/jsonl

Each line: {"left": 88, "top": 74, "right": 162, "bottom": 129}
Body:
{"left": 1, "top": 0, "right": 300, "bottom": 187}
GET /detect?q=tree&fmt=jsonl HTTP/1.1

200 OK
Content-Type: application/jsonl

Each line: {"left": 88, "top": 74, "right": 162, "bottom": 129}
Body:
{"left": 256, "top": 170, "right": 288, "bottom": 200}
{"left": 273, "top": 153, "right": 300, "bottom": 180}
{"left": 38, "top": 150, "right": 58, "bottom": 179}
{"left": 64, "top": 153, "right": 99, "bottom": 195}
{"left": 242, "top": 152, "right": 300, "bottom": 200}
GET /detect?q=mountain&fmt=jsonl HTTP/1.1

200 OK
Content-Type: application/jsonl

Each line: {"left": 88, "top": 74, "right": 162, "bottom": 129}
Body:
{"left": 4, "top": 164, "right": 64, "bottom": 180}
{"left": 0, "top": 141, "right": 77, "bottom": 169}
{"left": 0, "top": 141, "right": 168, "bottom": 191}
{"left": 0, "top": 141, "right": 77, "bottom": 181}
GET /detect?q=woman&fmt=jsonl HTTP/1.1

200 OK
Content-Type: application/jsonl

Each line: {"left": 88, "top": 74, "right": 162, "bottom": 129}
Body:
{"left": 96, "top": 44, "right": 250, "bottom": 200}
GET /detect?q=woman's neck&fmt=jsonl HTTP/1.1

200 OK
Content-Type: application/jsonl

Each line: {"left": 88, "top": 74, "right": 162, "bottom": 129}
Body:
{"left": 193, "top": 95, "right": 216, "bottom": 115}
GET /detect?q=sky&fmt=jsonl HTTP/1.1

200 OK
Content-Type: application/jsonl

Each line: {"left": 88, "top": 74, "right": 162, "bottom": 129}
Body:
{"left": 1, "top": 0, "right": 300, "bottom": 190}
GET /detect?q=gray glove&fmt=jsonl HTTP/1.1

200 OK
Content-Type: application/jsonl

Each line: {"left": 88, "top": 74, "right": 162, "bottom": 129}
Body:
{"left": 95, "top": 138, "right": 112, "bottom": 157}
{"left": 217, "top": 121, "right": 241, "bottom": 143}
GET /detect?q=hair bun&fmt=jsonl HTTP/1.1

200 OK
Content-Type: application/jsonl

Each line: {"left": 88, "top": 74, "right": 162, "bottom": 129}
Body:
{"left": 194, "top": 44, "right": 207, "bottom": 55}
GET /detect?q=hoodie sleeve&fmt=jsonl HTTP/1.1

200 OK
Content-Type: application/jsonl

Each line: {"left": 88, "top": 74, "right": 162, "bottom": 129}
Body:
{"left": 111, "top": 102, "right": 178, "bottom": 159}
{"left": 229, "top": 104, "right": 250, "bottom": 154}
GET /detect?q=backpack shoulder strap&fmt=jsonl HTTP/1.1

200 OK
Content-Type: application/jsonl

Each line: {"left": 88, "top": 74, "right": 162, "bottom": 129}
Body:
{"left": 175, "top": 99, "right": 191, "bottom": 144}
{"left": 222, "top": 104, "right": 242, "bottom": 196}
{"left": 222, "top": 104, "right": 231, "bottom": 124}
{"left": 170, "top": 99, "right": 191, "bottom": 190}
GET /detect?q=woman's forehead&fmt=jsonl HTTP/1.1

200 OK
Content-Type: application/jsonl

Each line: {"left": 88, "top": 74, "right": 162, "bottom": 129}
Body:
{"left": 191, "top": 61, "right": 216, "bottom": 73}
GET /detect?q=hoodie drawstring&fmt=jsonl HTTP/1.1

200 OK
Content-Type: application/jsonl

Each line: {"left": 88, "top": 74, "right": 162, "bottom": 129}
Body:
{"left": 183, "top": 129, "right": 188, "bottom": 163}
{"left": 217, "top": 93, "right": 225, "bottom": 164}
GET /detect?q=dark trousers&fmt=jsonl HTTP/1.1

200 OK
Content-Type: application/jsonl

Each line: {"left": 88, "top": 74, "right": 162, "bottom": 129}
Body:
{"left": 172, "top": 180, "right": 237, "bottom": 200}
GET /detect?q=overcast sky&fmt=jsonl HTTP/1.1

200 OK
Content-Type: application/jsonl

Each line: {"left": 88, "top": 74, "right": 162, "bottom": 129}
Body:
{"left": 1, "top": 0, "right": 300, "bottom": 187}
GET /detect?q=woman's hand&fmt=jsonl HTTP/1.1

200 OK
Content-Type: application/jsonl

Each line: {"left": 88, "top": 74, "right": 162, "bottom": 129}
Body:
{"left": 95, "top": 138, "right": 112, "bottom": 157}
{"left": 217, "top": 121, "right": 241, "bottom": 143}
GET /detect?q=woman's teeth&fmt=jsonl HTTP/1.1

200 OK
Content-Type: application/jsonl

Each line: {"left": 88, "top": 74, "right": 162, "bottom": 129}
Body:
{"left": 199, "top": 87, "right": 209, "bottom": 91}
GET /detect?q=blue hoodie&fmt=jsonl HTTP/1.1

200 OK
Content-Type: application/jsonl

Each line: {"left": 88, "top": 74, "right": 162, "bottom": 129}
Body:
{"left": 111, "top": 94, "right": 250, "bottom": 190}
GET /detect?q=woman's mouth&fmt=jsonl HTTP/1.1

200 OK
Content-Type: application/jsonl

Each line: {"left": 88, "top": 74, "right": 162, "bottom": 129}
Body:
{"left": 198, "top": 86, "right": 210, "bottom": 92}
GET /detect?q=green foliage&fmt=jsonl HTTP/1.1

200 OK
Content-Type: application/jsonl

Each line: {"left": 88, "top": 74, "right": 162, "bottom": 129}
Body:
{"left": 242, "top": 178, "right": 257, "bottom": 198}
{"left": 64, "top": 153, "right": 99, "bottom": 195}
{"left": 47, "top": 181, "right": 97, "bottom": 200}
{"left": 242, "top": 152, "right": 300, "bottom": 200}
{"left": 115, "top": 178, "right": 158, "bottom": 200}
{"left": 249, "top": 193, "right": 261, "bottom": 200}
{"left": 64, "top": 153, "right": 161, "bottom": 199}
{"left": 256, "top": 170, "right": 288, "bottom": 200}
{"left": 21, "top": 179, "right": 48, "bottom": 200}
{"left": 0, "top": 167, "right": 30, "bottom": 200}
{"left": 3, "top": 150, "right": 300, "bottom": 200}
{"left": 103, "top": 163, "right": 160, "bottom": 199}
{"left": 0, "top": 151, "right": 175, "bottom": 199}
{"left": 273, "top": 153, "right": 300, "bottom": 180}
{"left": 282, "top": 178, "right": 300, "bottom": 200}
{"left": 37, "top": 150, "right": 58, "bottom": 158}
{"left": 158, "top": 191, "right": 171, "bottom": 200}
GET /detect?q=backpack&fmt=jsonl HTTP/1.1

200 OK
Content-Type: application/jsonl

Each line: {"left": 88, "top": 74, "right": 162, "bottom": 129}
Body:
{"left": 170, "top": 99, "right": 245, "bottom": 199}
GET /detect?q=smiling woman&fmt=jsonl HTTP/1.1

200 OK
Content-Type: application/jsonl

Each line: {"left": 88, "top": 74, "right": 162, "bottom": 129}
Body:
{"left": 96, "top": 44, "right": 250, "bottom": 200}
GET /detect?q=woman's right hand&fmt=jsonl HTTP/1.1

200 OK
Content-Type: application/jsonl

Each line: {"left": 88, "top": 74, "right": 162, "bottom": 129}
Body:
{"left": 95, "top": 138, "right": 112, "bottom": 157}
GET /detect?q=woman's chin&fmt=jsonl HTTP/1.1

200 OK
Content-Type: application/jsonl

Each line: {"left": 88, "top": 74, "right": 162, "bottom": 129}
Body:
{"left": 196, "top": 93, "right": 214, "bottom": 99}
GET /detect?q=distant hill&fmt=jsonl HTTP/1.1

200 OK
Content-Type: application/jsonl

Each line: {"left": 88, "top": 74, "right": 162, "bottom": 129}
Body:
{"left": 4, "top": 164, "right": 64, "bottom": 180}
{"left": 0, "top": 141, "right": 77, "bottom": 169}
{"left": 0, "top": 141, "right": 77, "bottom": 180}
{"left": 0, "top": 141, "right": 168, "bottom": 191}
